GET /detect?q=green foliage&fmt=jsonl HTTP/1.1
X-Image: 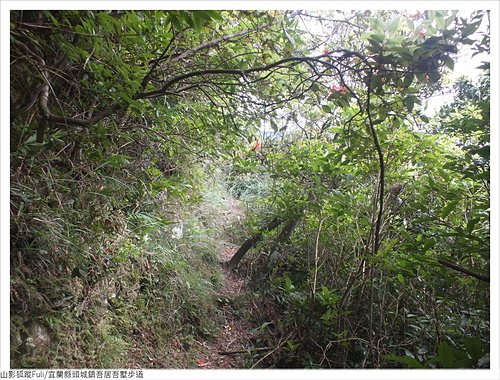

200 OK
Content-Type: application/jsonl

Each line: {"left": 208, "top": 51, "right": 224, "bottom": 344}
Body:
{"left": 384, "top": 353, "right": 425, "bottom": 368}
{"left": 10, "top": 8, "right": 490, "bottom": 369}
{"left": 10, "top": 167, "right": 231, "bottom": 367}
{"left": 385, "top": 337, "right": 489, "bottom": 368}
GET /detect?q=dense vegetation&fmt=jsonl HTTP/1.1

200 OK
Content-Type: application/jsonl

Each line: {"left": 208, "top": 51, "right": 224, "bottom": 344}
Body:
{"left": 10, "top": 9, "right": 490, "bottom": 369}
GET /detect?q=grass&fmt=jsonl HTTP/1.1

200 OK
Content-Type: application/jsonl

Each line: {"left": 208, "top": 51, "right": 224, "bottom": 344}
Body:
{"left": 10, "top": 160, "right": 247, "bottom": 368}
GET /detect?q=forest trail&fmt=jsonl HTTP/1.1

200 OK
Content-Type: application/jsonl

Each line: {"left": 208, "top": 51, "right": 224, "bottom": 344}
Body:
{"left": 194, "top": 242, "right": 259, "bottom": 369}
{"left": 9, "top": 9, "right": 490, "bottom": 370}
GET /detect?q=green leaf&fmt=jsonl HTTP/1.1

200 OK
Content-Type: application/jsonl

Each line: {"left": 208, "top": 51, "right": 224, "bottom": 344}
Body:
{"left": 370, "top": 74, "right": 383, "bottom": 89}
{"left": 283, "top": 276, "right": 295, "bottom": 293}
{"left": 370, "top": 33, "right": 384, "bottom": 44}
{"left": 286, "top": 340, "right": 300, "bottom": 351}
{"left": 104, "top": 154, "right": 132, "bottom": 169}
{"left": 436, "top": 342, "right": 470, "bottom": 368}
{"left": 310, "top": 82, "right": 320, "bottom": 92}
{"left": 466, "top": 218, "right": 480, "bottom": 234}
{"left": 461, "top": 38, "right": 475, "bottom": 45}
{"left": 384, "top": 354, "right": 424, "bottom": 368}
{"left": 406, "top": 18, "right": 414, "bottom": 31}
{"left": 168, "top": 14, "right": 183, "bottom": 31}
{"left": 444, "top": 56, "right": 455, "bottom": 71}
{"left": 469, "top": 146, "right": 489, "bottom": 160}
{"left": 283, "top": 26, "right": 296, "bottom": 49}
{"left": 270, "top": 119, "right": 279, "bottom": 132}
{"left": 337, "top": 97, "right": 350, "bottom": 108}
{"left": 403, "top": 73, "right": 414, "bottom": 88}
{"left": 321, "top": 105, "right": 332, "bottom": 113}
{"left": 422, "top": 36, "right": 441, "bottom": 46}
{"left": 441, "top": 200, "right": 458, "bottom": 218}
{"left": 192, "top": 12, "right": 204, "bottom": 31}
{"left": 367, "top": 37, "right": 382, "bottom": 52}
{"left": 200, "top": 10, "right": 224, "bottom": 21}
{"left": 404, "top": 96, "right": 415, "bottom": 112}
{"left": 436, "top": 343, "right": 455, "bottom": 368}
{"left": 476, "top": 62, "right": 490, "bottom": 70}
{"left": 428, "top": 70, "right": 441, "bottom": 83}
{"left": 462, "top": 21, "right": 482, "bottom": 38}
{"left": 386, "top": 16, "right": 400, "bottom": 33}
{"left": 463, "top": 337, "right": 485, "bottom": 363}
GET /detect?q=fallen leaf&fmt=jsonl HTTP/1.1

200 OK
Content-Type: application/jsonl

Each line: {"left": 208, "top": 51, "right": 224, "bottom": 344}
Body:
{"left": 171, "top": 338, "right": 182, "bottom": 348}
{"left": 196, "top": 358, "right": 209, "bottom": 367}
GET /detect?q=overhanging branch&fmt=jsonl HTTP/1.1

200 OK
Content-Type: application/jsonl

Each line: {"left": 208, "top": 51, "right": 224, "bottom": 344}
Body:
{"left": 17, "top": 30, "right": 364, "bottom": 128}
{"left": 136, "top": 51, "right": 363, "bottom": 99}
{"left": 438, "top": 259, "right": 490, "bottom": 283}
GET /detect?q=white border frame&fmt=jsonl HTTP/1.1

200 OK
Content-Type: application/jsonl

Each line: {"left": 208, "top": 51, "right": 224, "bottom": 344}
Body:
{"left": 1, "top": 2, "right": 498, "bottom": 379}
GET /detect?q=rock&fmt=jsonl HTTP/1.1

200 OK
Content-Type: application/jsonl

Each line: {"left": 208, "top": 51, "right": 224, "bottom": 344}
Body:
{"left": 25, "top": 322, "right": 51, "bottom": 358}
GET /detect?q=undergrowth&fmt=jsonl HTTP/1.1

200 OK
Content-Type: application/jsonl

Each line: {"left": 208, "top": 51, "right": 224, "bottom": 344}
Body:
{"left": 10, "top": 154, "right": 240, "bottom": 368}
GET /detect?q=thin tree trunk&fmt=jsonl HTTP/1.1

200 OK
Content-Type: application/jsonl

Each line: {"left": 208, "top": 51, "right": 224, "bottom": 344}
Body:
{"left": 250, "top": 217, "right": 300, "bottom": 287}
{"left": 227, "top": 217, "right": 284, "bottom": 269}
{"left": 312, "top": 216, "right": 325, "bottom": 299}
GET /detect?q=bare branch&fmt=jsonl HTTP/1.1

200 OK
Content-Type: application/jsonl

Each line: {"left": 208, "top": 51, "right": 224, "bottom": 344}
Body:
{"left": 169, "top": 23, "right": 271, "bottom": 65}
{"left": 438, "top": 259, "right": 490, "bottom": 283}
{"left": 137, "top": 52, "right": 364, "bottom": 99}
{"left": 138, "top": 26, "right": 175, "bottom": 92}
{"left": 218, "top": 347, "right": 272, "bottom": 355}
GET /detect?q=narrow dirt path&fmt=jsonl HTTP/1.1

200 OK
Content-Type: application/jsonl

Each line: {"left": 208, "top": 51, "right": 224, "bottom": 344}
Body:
{"left": 194, "top": 242, "right": 260, "bottom": 369}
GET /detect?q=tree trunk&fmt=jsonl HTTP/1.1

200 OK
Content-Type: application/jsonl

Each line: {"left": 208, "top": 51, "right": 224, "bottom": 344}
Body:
{"left": 250, "top": 217, "right": 300, "bottom": 287}
{"left": 227, "top": 217, "right": 284, "bottom": 269}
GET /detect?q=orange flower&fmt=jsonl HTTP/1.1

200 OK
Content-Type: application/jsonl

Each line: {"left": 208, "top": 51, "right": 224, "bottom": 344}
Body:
{"left": 249, "top": 140, "right": 261, "bottom": 151}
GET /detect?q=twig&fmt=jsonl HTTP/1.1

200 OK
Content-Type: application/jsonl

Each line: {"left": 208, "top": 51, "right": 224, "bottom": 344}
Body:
{"left": 169, "top": 23, "right": 271, "bottom": 65}
{"left": 250, "top": 332, "right": 293, "bottom": 369}
{"left": 218, "top": 347, "right": 272, "bottom": 355}
{"left": 138, "top": 26, "right": 175, "bottom": 92}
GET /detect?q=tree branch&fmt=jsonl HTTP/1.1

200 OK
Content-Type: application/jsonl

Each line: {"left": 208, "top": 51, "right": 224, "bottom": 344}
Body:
{"left": 136, "top": 52, "right": 363, "bottom": 99}
{"left": 14, "top": 39, "right": 122, "bottom": 128}
{"left": 218, "top": 347, "right": 272, "bottom": 355}
{"left": 227, "top": 217, "right": 285, "bottom": 269}
{"left": 38, "top": 82, "right": 122, "bottom": 127}
{"left": 438, "top": 259, "right": 490, "bottom": 283}
{"left": 169, "top": 23, "right": 271, "bottom": 65}
{"left": 136, "top": 56, "right": 314, "bottom": 99}
{"left": 138, "top": 26, "right": 175, "bottom": 92}
{"left": 18, "top": 28, "right": 362, "bottom": 128}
